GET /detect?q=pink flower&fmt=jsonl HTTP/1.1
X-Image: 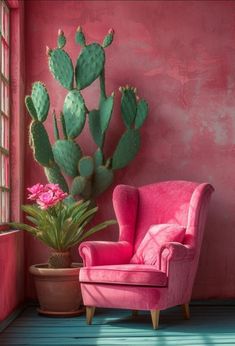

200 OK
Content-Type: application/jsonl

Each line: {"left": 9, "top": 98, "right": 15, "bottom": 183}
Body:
{"left": 27, "top": 184, "right": 44, "bottom": 201}
{"left": 37, "top": 191, "right": 58, "bottom": 209}
{"left": 45, "top": 183, "right": 60, "bottom": 192}
{"left": 30, "top": 183, "right": 68, "bottom": 209}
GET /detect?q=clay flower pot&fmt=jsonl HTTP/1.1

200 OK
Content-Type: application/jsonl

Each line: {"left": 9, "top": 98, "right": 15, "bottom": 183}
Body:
{"left": 29, "top": 263, "right": 83, "bottom": 316}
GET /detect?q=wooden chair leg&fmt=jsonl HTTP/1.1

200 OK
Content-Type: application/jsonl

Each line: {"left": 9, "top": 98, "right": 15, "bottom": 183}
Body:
{"left": 150, "top": 309, "right": 160, "bottom": 329}
{"left": 86, "top": 307, "right": 95, "bottom": 325}
{"left": 182, "top": 303, "right": 190, "bottom": 320}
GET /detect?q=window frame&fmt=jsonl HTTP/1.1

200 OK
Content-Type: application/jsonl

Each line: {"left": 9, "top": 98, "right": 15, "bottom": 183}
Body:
{"left": 0, "top": 0, "right": 10, "bottom": 229}
{"left": 0, "top": 0, "right": 24, "bottom": 231}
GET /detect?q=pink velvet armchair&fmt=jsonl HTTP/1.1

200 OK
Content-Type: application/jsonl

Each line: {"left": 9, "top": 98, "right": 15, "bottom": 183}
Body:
{"left": 79, "top": 181, "right": 214, "bottom": 329}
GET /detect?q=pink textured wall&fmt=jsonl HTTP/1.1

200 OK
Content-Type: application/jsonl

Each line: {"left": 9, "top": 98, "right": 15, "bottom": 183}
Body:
{"left": 24, "top": 0, "right": 235, "bottom": 299}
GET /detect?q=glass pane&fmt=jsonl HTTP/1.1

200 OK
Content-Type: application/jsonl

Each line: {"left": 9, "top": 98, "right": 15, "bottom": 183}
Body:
{"left": 0, "top": 152, "right": 2, "bottom": 187}
{"left": 0, "top": 0, "right": 9, "bottom": 224}
{"left": 4, "top": 155, "right": 8, "bottom": 187}
{"left": 5, "top": 81, "right": 9, "bottom": 115}
{"left": 4, "top": 116, "right": 8, "bottom": 149}
{"left": 1, "top": 114, "right": 4, "bottom": 147}
{"left": 1, "top": 153, "right": 4, "bottom": 186}
{"left": 1, "top": 82, "right": 5, "bottom": 113}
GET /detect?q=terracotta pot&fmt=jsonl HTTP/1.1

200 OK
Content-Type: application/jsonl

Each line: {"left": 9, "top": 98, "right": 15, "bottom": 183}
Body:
{"left": 29, "top": 263, "right": 83, "bottom": 316}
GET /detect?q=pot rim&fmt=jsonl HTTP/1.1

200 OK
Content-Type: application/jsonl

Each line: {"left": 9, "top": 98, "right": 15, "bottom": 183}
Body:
{"left": 29, "top": 263, "right": 82, "bottom": 277}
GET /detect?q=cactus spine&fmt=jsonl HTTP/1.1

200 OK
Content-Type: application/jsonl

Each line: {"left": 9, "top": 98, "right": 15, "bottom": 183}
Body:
{"left": 26, "top": 27, "right": 149, "bottom": 200}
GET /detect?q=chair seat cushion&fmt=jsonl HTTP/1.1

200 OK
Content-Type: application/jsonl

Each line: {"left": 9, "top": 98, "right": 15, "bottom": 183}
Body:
{"left": 130, "top": 223, "right": 186, "bottom": 267}
{"left": 80, "top": 264, "right": 168, "bottom": 287}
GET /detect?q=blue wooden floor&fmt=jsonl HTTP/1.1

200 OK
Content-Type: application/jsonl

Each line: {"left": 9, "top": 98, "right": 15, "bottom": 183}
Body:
{"left": 1, "top": 304, "right": 235, "bottom": 345}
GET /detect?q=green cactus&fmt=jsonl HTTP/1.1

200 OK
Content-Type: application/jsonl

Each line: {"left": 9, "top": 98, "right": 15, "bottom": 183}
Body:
{"left": 44, "top": 163, "right": 69, "bottom": 193}
{"left": 31, "top": 82, "right": 50, "bottom": 122}
{"left": 63, "top": 90, "right": 86, "bottom": 139}
{"left": 94, "top": 148, "right": 103, "bottom": 168}
{"left": 112, "top": 129, "right": 140, "bottom": 170}
{"left": 53, "top": 140, "right": 82, "bottom": 177}
{"left": 102, "top": 29, "right": 114, "bottom": 48}
{"left": 48, "top": 48, "right": 74, "bottom": 90}
{"left": 25, "top": 96, "right": 38, "bottom": 121}
{"left": 92, "top": 166, "right": 114, "bottom": 197}
{"left": 57, "top": 29, "right": 66, "bottom": 49}
{"left": 75, "top": 26, "right": 86, "bottom": 47}
{"left": 75, "top": 43, "right": 105, "bottom": 90}
{"left": 100, "top": 93, "right": 114, "bottom": 134}
{"left": 30, "top": 121, "right": 54, "bottom": 167}
{"left": 81, "top": 179, "right": 92, "bottom": 200}
{"left": 71, "top": 175, "right": 87, "bottom": 196}
{"left": 53, "top": 111, "right": 60, "bottom": 140}
{"left": 60, "top": 112, "right": 68, "bottom": 140}
{"left": 25, "top": 26, "right": 148, "bottom": 203}
{"left": 135, "top": 99, "right": 148, "bottom": 129}
{"left": 88, "top": 110, "right": 104, "bottom": 148}
{"left": 79, "top": 156, "right": 94, "bottom": 177}
{"left": 120, "top": 87, "right": 137, "bottom": 128}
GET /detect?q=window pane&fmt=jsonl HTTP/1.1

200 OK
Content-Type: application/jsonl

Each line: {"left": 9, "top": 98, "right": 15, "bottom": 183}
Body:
{"left": 0, "top": 0, "right": 10, "bottom": 225}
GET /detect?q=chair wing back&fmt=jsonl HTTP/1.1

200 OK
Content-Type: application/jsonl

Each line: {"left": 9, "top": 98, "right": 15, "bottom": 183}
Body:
{"left": 133, "top": 181, "right": 199, "bottom": 250}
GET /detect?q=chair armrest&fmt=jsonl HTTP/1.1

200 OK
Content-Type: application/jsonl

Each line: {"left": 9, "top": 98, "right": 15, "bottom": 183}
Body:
{"left": 159, "top": 242, "right": 195, "bottom": 272}
{"left": 79, "top": 240, "right": 133, "bottom": 267}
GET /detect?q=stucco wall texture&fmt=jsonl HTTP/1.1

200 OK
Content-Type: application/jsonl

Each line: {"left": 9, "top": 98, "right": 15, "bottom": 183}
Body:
{"left": 24, "top": 0, "right": 235, "bottom": 299}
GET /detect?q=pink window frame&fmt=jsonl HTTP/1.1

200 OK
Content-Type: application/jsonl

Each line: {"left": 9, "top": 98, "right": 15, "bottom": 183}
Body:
{"left": 0, "top": 0, "right": 10, "bottom": 227}
{"left": 0, "top": 0, "right": 24, "bottom": 230}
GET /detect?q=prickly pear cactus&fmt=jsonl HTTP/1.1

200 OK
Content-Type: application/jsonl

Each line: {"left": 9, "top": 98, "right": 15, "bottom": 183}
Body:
{"left": 30, "top": 121, "right": 54, "bottom": 167}
{"left": 31, "top": 82, "right": 50, "bottom": 122}
{"left": 75, "top": 43, "right": 105, "bottom": 90}
{"left": 25, "top": 26, "right": 149, "bottom": 201}
{"left": 63, "top": 90, "right": 86, "bottom": 138}
{"left": 53, "top": 140, "right": 82, "bottom": 177}
{"left": 48, "top": 48, "right": 74, "bottom": 90}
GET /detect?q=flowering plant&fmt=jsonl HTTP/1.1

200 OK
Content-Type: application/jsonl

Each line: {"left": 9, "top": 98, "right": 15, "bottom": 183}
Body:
{"left": 10, "top": 183, "right": 116, "bottom": 253}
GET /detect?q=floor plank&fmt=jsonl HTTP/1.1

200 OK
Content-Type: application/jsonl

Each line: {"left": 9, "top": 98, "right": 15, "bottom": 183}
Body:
{"left": 1, "top": 305, "right": 235, "bottom": 345}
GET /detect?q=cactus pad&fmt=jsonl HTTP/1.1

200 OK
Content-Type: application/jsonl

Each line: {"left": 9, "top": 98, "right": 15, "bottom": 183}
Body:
{"left": 88, "top": 110, "right": 104, "bottom": 148}
{"left": 31, "top": 82, "right": 50, "bottom": 122}
{"left": 135, "top": 99, "right": 148, "bottom": 129}
{"left": 81, "top": 179, "right": 92, "bottom": 199}
{"left": 25, "top": 96, "right": 38, "bottom": 121}
{"left": 44, "top": 163, "right": 69, "bottom": 193}
{"left": 57, "top": 31, "right": 66, "bottom": 49}
{"left": 53, "top": 111, "right": 60, "bottom": 140}
{"left": 100, "top": 93, "right": 114, "bottom": 134}
{"left": 75, "top": 27, "right": 86, "bottom": 46}
{"left": 78, "top": 156, "right": 94, "bottom": 177}
{"left": 30, "top": 121, "right": 54, "bottom": 167}
{"left": 112, "top": 129, "right": 140, "bottom": 169}
{"left": 102, "top": 29, "right": 114, "bottom": 48}
{"left": 75, "top": 43, "right": 105, "bottom": 90}
{"left": 49, "top": 48, "right": 74, "bottom": 90}
{"left": 92, "top": 166, "right": 114, "bottom": 197}
{"left": 60, "top": 112, "right": 68, "bottom": 139}
{"left": 53, "top": 140, "right": 82, "bottom": 177}
{"left": 121, "top": 87, "right": 137, "bottom": 128}
{"left": 71, "top": 176, "right": 87, "bottom": 196}
{"left": 94, "top": 148, "right": 103, "bottom": 167}
{"left": 63, "top": 90, "right": 86, "bottom": 138}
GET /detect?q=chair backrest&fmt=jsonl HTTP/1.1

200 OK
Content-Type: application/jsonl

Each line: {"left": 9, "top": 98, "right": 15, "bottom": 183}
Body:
{"left": 113, "top": 181, "right": 214, "bottom": 254}
{"left": 134, "top": 181, "right": 199, "bottom": 250}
